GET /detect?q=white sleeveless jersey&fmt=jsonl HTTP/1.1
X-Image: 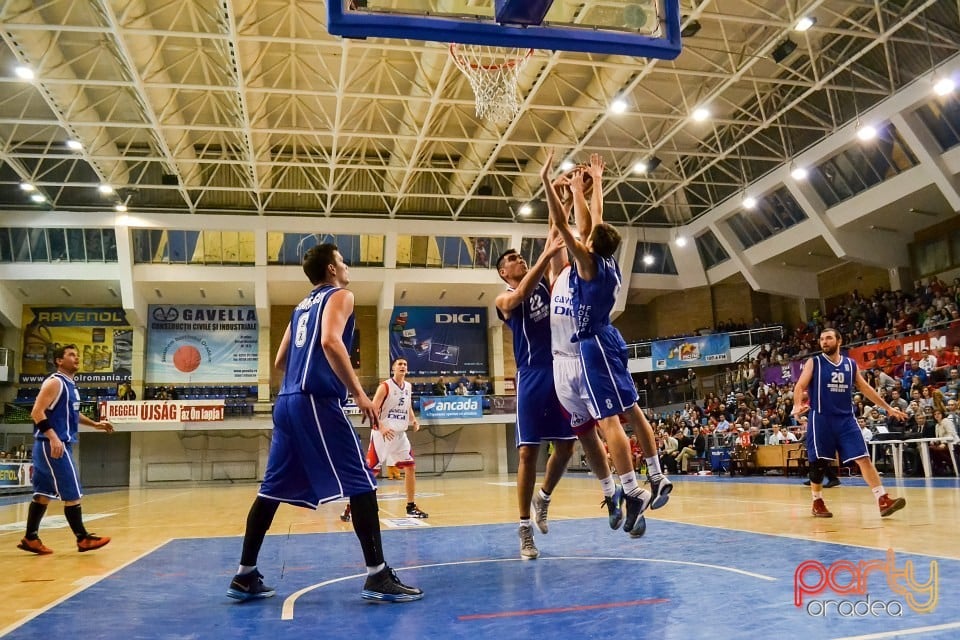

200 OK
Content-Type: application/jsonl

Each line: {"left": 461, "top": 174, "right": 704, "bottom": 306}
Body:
{"left": 378, "top": 378, "right": 412, "bottom": 432}
{"left": 551, "top": 264, "right": 578, "bottom": 357}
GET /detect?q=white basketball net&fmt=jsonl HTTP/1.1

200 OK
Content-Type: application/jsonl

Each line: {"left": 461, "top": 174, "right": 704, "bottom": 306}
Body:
{"left": 449, "top": 44, "right": 534, "bottom": 125}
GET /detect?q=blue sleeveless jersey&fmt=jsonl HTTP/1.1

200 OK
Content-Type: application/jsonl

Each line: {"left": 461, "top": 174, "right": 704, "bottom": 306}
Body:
{"left": 571, "top": 253, "right": 621, "bottom": 340}
{"left": 809, "top": 354, "right": 857, "bottom": 417}
{"left": 496, "top": 278, "right": 552, "bottom": 369}
{"left": 280, "top": 284, "right": 355, "bottom": 399}
{"left": 37, "top": 372, "right": 80, "bottom": 442}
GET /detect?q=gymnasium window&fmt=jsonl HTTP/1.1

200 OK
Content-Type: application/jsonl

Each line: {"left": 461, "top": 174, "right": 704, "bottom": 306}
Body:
{"left": 915, "top": 92, "right": 960, "bottom": 152}
{"left": 631, "top": 242, "right": 678, "bottom": 275}
{"left": 0, "top": 227, "right": 117, "bottom": 263}
{"left": 809, "top": 123, "right": 918, "bottom": 207}
{"left": 394, "top": 235, "right": 505, "bottom": 268}
{"left": 727, "top": 187, "right": 808, "bottom": 249}
{"left": 266, "top": 232, "right": 384, "bottom": 266}
{"left": 695, "top": 230, "right": 729, "bottom": 270}
{"left": 132, "top": 229, "right": 256, "bottom": 265}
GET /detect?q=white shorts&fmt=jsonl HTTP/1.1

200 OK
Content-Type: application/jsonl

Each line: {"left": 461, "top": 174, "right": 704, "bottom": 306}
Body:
{"left": 370, "top": 428, "right": 415, "bottom": 467}
{"left": 553, "top": 355, "right": 593, "bottom": 429}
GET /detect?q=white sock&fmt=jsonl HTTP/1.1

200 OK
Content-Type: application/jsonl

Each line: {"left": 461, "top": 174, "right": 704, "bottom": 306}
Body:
{"left": 812, "top": 491, "right": 823, "bottom": 500}
{"left": 871, "top": 485, "right": 885, "bottom": 501}
{"left": 538, "top": 488, "right": 551, "bottom": 502}
{"left": 645, "top": 456, "right": 663, "bottom": 476}
{"left": 237, "top": 564, "right": 256, "bottom": 576}
{"left": 599, "top": 475, "right": 616, "bottom": 497}
{"left": 520, "top": 518, "right": 532, "bottom": 529}
{"left": 620, "top": 470, "right": 640, "bottom": 496}
{"left": 367, "top": 563, "right": 385, "bottom": 576}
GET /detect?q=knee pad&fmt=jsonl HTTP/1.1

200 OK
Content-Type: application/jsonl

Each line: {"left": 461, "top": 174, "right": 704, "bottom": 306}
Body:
{"left": 808, "top": 459, "right": 828, "bottom": 485}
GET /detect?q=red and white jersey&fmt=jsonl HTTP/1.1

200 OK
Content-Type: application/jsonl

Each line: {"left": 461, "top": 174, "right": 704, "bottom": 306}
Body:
{"left": 551, "top": 264, "right": 578, "bottom": 357}
{"left": 378, "top": 377, "right": 412, "bottom": 432}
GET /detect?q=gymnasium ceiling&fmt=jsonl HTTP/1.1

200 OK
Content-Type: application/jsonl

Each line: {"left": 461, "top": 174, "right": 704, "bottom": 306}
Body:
{"left": 1, "top": 0, "right": 958, "bottom": 230}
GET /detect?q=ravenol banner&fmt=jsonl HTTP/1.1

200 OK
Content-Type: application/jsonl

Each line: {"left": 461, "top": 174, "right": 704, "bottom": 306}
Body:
{"left": 21, "top": 306, "right": 133, "bottom": 384}
{"left": 652, "top": 334, "right": 731, "bottom": 370}
{"left": 420, "top": 396, "right": 483, "bottom": 419}
{"left": 388, "top": 307, "right": 488, "bottom": 376}
{"left": 146, "top": 305, "right": 259, "bottom": 383}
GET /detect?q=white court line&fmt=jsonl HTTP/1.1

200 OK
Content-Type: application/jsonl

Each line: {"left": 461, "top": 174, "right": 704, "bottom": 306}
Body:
{"left": 832, "top": 621, "right": 960, "bottom": 639}
{"left": 280, "top": 555, "right": 775, "bottom": 620}
{"left": 0, "top": 538, "right": 174, "bottom": 638}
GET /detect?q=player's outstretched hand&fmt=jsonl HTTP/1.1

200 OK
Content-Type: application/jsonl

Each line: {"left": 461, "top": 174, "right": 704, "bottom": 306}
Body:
{"left": 357, "top": 395, "right": 379, "bottom": 429}
{"left": 886, "top": 407, "right": 908, "bottom": 422}
{"left": 587, "top": 153, "right": 604, "bottom": 179}
{"left": 540, "top": 149, "right": 555, "bottom": 180}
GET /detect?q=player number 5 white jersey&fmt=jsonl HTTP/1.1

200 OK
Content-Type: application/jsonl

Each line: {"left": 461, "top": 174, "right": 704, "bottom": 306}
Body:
{"left": 551, "top": 265, "right": 578, "bottom": 357}
{"left": 379, "top": 378, "right": 412, "bottom": 432}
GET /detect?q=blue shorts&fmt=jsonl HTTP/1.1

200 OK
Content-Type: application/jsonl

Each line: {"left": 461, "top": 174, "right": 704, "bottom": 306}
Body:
{"left": 807, "top": 412, "right": 868, "bottom": 464}
{"left": 515, "top": 366, "right": 575, "bottom": 447}
{"left": 31, "top": 439, "right": 82, "bottom": 502}
{"left": 259, "top": 393, "right": 376, "bottom": 508}
{"left": 578, "top": 327, "right": 639, "bottom": 420}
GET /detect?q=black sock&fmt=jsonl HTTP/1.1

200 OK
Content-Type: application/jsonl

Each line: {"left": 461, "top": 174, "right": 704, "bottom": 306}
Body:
{"left": 240, "top": 496, "right": 280, "bottom": 567}
{"left": 350, "top": 491, "right": 384, "bottom": 568}
{"left": 406, "top": 502, "right": 415, "bottom": 510}
{"left": 64, "top": 504, "right": 87, "bottom": 540}
{"left": 25, "top": 500, "right": 47, "bottom": 539}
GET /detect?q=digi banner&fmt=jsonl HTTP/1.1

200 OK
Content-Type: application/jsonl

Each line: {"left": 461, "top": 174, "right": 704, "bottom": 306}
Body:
{"left": 98, "top": 399, "right": 226, "bottom": 424}
{"left": 146, "top": 305, "right": 259, "bottom": 383}
{"left": 21, "top": 306, "right": 133, "bottom": 385}
{"left": 420, "top": 396, "right": 483, "bottom": 419}
{"left": 652, "top": 334, "right": 731, "bottom": 370}
{"left": 388, "top": 307, "right": 488, "bottom": 376}
{"left": 847, "top": 325, "right": 960, "bottom": 374}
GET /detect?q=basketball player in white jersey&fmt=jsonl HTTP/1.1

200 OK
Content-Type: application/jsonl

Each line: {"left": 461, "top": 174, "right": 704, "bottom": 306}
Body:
{"left": 342, "top": 357, "right": 428, "bottom": 521}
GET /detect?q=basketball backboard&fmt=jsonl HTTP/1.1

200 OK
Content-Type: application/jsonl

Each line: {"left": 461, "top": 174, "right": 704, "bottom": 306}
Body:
{"left": 328, "top": 0, "right": 682, "bottom": 59}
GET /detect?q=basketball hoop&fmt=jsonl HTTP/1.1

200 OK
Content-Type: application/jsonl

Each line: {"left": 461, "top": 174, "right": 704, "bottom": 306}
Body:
{"left": 449, "top": 43, "right": 534, "bottom": 125}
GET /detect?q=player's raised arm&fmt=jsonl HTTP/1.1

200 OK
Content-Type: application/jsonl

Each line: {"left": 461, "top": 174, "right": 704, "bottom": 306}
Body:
{"left": 542, "top": 152, "right": 595, "bottom": 280}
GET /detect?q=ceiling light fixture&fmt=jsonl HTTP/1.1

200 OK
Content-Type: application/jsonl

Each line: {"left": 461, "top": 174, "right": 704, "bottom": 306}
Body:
{"left": 856, "top": 124, "right": 877, "bottom": 141}
{"left": 115, "top": 204, "right": 127, "bottom": 212}
{"left": 20, "top": 182, "right": 36, "bottom": 192}
{"left": 674, "top": 235, "right": 688, "bottom": 248}
{"left": 642, "top": 253, "right": 655, "bottom": 266}
{"left": 634, "top": 157, "right": 661, "bottom": 174}
{"left": 609, "top": 98, "right": 628, "bottom": 114}
{"left": 14, "top": 65, "right": 35, "bottom": 80}
{"left": 518, "top": 204, "right": 533, "bottom": 216}
{"left": 680, "top": 19, "right": 701, "bottom": 38}
{"left": 560, "top": 160, "right": 575, "bottom": 172}
{"left": 794, "top": 16, "right": 816, "bottom": 32}
{"left": 742, "top": 195, "right": 758, "bottom": 209}
{"left": 934, "top": 77, "right": 956, "bottom": 97}
{"left": 30, "top": 193, "right": 45, "bottom": 203}
{"left": 772, "top": 38, "right": 798, "bottom": 64}
{"left": 98, "top": 184, "right": 114, "bottom": 194}
{"left": 691, "top": 106, "right": 710, "bottom": 122}
{"left": 790, "top": 166, "right": 809, "bottom": 180}
{"left": 66, "top": 140, "right": 82, "bottom": 150}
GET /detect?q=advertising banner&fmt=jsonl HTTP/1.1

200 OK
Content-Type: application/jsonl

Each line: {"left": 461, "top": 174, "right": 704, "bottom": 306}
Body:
{"left": 388, "top": 307, "right": 488, "bottom": 376}
{"left": 97, "top": 399, "right": 226, "bottom": 424}
{"left": 490, "top": 395, "right": 517, "bottom": 415}
{"left": 420, "top": 396, "right": 483, "bottom": 419}
{"left": 652, "top": 334, "right": 731, "bottom": 370}
{"left": 146, "top": 305, "right": 259, "bottom": 383}
{"left": 762, "top": 360, "right": 805, "bottom": 386}
{"left": 20, "top": 306, "right": 133, "bottom": 385}
{"left": 0, "top": 462, "right": 25, "bottom": 487}
{"left": 847, "top": 325, "right": 960, "bottom": 374}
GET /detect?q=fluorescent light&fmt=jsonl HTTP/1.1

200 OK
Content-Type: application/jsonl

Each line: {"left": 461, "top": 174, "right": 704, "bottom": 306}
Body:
{"left": 30, "top": 193, "right": 45, "bottom": 203}
{"left": 790, "top": 166, "right": 809, "bottom": 180}
{"left": 934, "top": 77, "right": 955, "bottom": 97}
{"left": 674, "top": 236, "right": 688, "bottom": 247}
{"left": 794, "top": 16, "right": 815, "bottom": 32}
{"left": 633, "top": 160, "right": 649, "bottom": 174}
{"left": 115, "top": 204, "right": 127, "bottom": 212}
{"left": 14, "top": 66, "right": 34, "bottom": 80}
{"left": 857, "top": 124, "right": 877, "bottom": 141}
{"left": 743, "top": 196, "right": 758, "bottom": 209}
{"left": 609, "top": 99, "right": 628, "bottom": 114}
{"left": 692, "top": 107, "right": 710, "bottom": 122}
{"left": 518, "top": 204, "right": 533, "bottom": 216}
{"left": 98, "top": 184, "right": 114, "bottom": 194}
{"left": 20, "top": 182, "right": 36, "bottom": 192}
{"left": 66, "top": 140, "right": 82, "bottom": 150}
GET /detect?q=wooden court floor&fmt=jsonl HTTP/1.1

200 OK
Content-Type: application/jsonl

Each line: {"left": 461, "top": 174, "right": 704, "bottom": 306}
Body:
{"left": 1, "top": 472, "right": 958, "bottom": 636}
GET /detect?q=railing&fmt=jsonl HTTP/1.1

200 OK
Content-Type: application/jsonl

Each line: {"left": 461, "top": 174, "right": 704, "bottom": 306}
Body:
{"left": 626, "top": 325, "right": 784, "bottom": 360}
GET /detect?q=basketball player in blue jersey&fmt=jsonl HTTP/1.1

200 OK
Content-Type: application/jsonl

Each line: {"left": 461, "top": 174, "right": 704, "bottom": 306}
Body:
{"left": 542, "top": 150, "right": 671, "bottom": 537}
{"left": 19, "top": 344, "right": 113, "bottom": 555}
{"left": 792, "top": 328, "right": 907, "bottom": 518}
{"left": 496, "top": 231, "right": 576, "bottom": 560}
{"left": 227, "top": 243, "right": 422, "bottom": 603}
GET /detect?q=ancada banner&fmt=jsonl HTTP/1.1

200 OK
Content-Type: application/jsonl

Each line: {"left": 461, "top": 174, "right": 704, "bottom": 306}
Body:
{"left": 420, "top": 396, "right": 483, "bottom": 419}
{"left": 146, "top": 305, "right": 259, "bottom": 384}
{"left": 98, "top": 400, "right": 225, "bottom": 424}
{"left": 847, "top": 324, "right": 960, "bottom": 374}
